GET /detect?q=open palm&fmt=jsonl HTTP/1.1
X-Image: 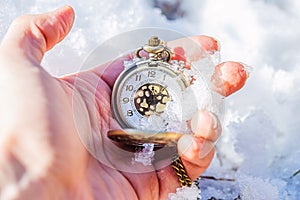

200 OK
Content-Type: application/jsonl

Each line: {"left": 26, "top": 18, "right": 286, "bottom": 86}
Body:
{"left": 0, "top": 6, "right": 248, "bottom": 200}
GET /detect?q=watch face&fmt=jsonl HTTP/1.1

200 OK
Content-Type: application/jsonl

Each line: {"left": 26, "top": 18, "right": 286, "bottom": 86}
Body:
{"left": 111, "top": 60, "right": 190, "bottom": 132}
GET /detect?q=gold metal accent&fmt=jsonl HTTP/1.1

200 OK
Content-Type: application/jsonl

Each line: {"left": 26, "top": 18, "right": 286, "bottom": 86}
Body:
{"left": 172, "top": 156, "right": 193, "bottom": 187}
{"left": 107, "top": 129, "right": 183, "bottom": 148}
{"left": 148, "top": 36, "right": 160, "bottom": 46}
{"left": 134, "top": 83, "right": 170, "bottom": 117}
{"left": 136, "top": 36, "right": 172, "bottom": 62}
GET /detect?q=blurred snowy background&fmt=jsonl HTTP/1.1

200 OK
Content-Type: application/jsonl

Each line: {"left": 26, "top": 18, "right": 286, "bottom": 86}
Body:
{"left": 1, "top": 0, "right": 300, "bottom": 199}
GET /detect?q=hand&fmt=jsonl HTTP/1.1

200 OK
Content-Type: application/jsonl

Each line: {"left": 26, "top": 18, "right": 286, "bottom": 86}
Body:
{"left": 0, "top": 6, "right": 248, "bottom": 200}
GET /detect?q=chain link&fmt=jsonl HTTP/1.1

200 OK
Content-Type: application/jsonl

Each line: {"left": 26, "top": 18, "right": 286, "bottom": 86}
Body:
{"left": 171, "top": 156, "right": 193, "bottom": 187}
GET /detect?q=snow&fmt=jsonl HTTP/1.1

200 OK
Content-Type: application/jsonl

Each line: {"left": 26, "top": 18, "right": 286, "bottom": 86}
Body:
{"left": 133, "top": 143, "right": 155, "bottom": 166}
{"left": 168, "top": 183, "right": 201, "bottom": 200}
{"left": 1, "top": 0, "right": 300, "bottom": 199}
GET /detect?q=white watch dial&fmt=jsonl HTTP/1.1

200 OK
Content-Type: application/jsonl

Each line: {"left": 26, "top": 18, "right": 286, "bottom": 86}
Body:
{"left": 112, "top": 60, "right": 189, "bottom": 131}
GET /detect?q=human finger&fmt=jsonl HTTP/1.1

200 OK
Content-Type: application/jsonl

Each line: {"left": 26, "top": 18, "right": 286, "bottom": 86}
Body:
{"left": 212, "top": 61, "right": 250, "bottom": 97}
{"left": 166, "top": 35, "right": 219, "bottom": 65}
{"left": 0, "top": 6, "right": 74, "bottom": 65}
{"left": 190, "top": 110, "right": 222, "bottom": 142}
{"left": 167, "top": 35, "right": 220, "bottom": 58}
{"left": 177, "top": 135, "right": 215, "bottom": 180}
{"left": 175, "top": 109, "right": 222, "bottom": 180}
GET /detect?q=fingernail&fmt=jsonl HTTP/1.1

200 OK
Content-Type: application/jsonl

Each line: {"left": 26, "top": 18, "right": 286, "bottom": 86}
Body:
{"left": 208, "top": 37, "right": 221, "bottom": 54}
{"left": 178, "top": 134, "right": 195, "bottom": 157}
{"left": 215, "top": 38, "right": 221, "bottom": 52}
{"left": 199, "top": 141, "right": 214, "bottom": 159}
{"left": 208, "top": 112, "right": 218, "bottom": 130}
{"left": 239, "top": 62, "right": 253, "bottom": 77}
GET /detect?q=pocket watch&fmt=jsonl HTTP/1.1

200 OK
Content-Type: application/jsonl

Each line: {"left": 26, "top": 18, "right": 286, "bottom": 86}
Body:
{"left": 108, "top": 36, "right": 198, "bottom": 149}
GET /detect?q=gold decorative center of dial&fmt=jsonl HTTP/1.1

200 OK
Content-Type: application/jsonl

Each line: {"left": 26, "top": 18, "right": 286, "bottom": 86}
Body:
{"left": 134, "top": 83, "right": 170, "bottom": 117}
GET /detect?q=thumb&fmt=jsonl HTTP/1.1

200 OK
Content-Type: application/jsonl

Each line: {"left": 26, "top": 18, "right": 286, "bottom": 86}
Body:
{"left": 0, "top": 6, "right": 74, "bottom": 64}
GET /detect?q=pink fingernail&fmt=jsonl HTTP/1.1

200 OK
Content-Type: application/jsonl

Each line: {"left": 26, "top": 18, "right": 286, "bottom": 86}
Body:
{"left": 199, "top": 141, "right": 214, "bottom": 159}
{"left": 239, "top": 62, "right": 253, "bottom": 77}
{"left": 178, "top": 134, "right": 195, "bottom": 156}
{"left": 208, "top": 112, "right": 218, "bottom": 130}
{"left": 208, "top": 38, "right": 221, "bottom": 54}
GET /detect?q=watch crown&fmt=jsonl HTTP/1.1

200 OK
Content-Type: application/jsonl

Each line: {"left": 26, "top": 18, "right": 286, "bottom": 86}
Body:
{"left": 136, "top": 36, "right": 172, "bottom": 62}
{"left": 148, "top": 36, "right": 161, "bottom": 47}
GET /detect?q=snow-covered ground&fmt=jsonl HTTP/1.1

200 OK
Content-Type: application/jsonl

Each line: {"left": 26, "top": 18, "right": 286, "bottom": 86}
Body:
{"left": 1, "top": 0, "right": 300, "bottom": 199}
